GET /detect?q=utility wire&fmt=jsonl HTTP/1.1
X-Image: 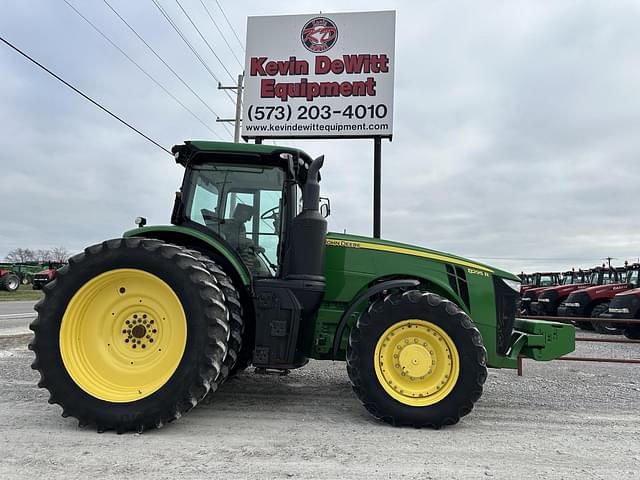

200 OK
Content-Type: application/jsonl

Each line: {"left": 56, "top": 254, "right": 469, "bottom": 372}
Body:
{"left": 102, "top": 0, "right": 227, "bottom": 128}
{"left": 174, "top": 0, "right": 235, "bottom": 82}
{"left": 150, "top": 0, "right": 235, "bottom": 104}
{"left": 0, "top": 35, "right": 171, "bottom": 155}
{"left": 62, "top": 0, "right": 223, "bottom": 139}
{"left": 214, "top": 0, "right": 245, "bottom": 52}
{"left": 199, "top": 0, "right": 243, "bottom": 68}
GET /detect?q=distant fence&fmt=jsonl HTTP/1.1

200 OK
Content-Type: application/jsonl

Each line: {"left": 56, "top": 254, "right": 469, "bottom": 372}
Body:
{"left": 517, "top": 315, "right": 640, "bottom": 375}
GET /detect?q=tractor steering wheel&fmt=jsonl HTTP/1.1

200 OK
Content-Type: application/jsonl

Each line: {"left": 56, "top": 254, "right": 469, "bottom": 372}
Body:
{"left": 260, "top": 205, "right": 279, "bottom": 221}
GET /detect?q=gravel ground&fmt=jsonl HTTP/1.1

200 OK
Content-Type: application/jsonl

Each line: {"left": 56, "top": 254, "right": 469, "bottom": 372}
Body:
{"left": 0, "top": 335, "right": 638, "bottom": 480}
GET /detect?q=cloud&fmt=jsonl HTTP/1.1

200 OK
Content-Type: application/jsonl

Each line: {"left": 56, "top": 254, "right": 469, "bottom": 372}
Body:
{"left": 1, "top": 0, "right": 638, "bottom": 275}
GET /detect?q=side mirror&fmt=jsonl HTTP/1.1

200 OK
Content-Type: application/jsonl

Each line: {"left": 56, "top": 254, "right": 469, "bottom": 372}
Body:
{"left": 319, "top": 197, "right": 331, "bottom": 218}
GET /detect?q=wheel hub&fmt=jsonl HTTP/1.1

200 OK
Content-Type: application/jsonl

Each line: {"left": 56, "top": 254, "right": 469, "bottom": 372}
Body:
{"left": 374, "top": 319, "right": 460, "bottom": 407}
{"left": 398, "top": 343, "right": 432, "bottom": 378}
{"left": 122, "top": 313, "right": 158, "bottom": 349}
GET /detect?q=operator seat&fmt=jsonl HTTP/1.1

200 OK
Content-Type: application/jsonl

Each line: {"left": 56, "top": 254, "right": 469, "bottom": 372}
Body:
{"left": 220, "top": 204, "right": 271, "bottom": 277}
{"left": 221, "top": 204, "right": 253, "bottom": 249}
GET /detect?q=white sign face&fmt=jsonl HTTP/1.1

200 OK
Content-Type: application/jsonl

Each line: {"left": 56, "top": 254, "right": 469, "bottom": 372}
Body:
{"left": 242, "top": 11, "right": 395, "bottom": 139}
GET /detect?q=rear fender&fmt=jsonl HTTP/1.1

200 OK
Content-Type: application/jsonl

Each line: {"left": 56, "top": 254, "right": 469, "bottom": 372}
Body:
{"left": 123, "top": 225, "right": 251, "bottom": 287}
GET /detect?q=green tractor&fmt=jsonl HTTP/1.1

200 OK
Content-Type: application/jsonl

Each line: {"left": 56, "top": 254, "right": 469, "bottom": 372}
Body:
{"left": 30, "top": 141, "right": 575, "bottom": 432}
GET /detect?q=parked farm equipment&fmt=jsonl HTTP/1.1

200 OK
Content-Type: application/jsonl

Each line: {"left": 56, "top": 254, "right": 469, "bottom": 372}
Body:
{"left": 29, "top": 141, "right": 575, "bottom": 432}
{"left": 563, "top": 264, "right": 638, "bottom": 334}
{"left": 595, "top": 264, "right": 640, "bottom": 338}
{"left": 0, "top": 268, "right": 20, "bottom": 292}
{"left": 32, "top": 262, "right": 66, "bottom": 290}
{"left": 530, "top": 269, "right": 592, "bottom": 317}
{"left": 519, "top": 272, "right": 561, "bottom": 314}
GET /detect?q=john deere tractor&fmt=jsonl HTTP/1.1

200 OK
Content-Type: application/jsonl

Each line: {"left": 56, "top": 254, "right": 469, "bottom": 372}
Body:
{"left": 30, "top": 141, "right": 575, "bottom": 432}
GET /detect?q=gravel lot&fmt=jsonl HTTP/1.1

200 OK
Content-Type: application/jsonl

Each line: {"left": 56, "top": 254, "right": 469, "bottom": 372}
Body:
{"left": 0, "top": 333, "right": 638, "bottom": 480}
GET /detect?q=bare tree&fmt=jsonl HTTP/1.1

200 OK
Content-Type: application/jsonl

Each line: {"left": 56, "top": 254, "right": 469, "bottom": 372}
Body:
{"left": 50, "top": 246, "right": 70, "bottom": 263}
{"left": 35, "top": 249, "right": 53, "bottom": 263}
{"left": 6, "top": 248, "right": 36, "bottom": 263}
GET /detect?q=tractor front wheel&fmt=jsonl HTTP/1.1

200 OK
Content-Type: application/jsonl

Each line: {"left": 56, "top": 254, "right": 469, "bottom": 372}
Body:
{"left": 591, "top": 302, "right": 622, "bottom": 335}
{"left": 347, "top": 290, "right": 487, "bottom": 428}
{"left": 29, "top": 238, "right": 231, "bottom": 432}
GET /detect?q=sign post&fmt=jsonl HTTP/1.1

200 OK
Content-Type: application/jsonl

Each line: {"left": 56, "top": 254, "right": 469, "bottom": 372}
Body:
{"left": 242, "top": 11, "right": 395, "bottom": 237}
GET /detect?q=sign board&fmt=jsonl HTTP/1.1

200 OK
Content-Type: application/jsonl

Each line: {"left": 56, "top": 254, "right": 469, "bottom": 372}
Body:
{"left": 242, "top": 11, "right": 395, "bottom": 139}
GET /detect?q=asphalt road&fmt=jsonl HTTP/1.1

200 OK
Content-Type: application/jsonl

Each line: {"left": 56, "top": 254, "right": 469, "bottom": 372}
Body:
{"left": 0, "top": 331, "right": 638, "bottom": 479}
{"left": 0, "top": 300, "right": 37, "bottom": 335}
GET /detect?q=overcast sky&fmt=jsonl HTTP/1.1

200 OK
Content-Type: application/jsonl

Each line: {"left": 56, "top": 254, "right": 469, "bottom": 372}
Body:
{"left": 1, "top": 0, "right": 639, "bottom": 274}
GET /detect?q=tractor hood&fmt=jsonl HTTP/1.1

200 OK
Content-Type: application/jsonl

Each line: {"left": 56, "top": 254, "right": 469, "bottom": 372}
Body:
{"left": 614, "top": 287, "right": 640, "bottom": 298}
{"left": 571, "top": 282, "right": 630, "bottom": 298}
{"left": 523, "top": 286, "right": 550, "bottom": 297}
{"left": 326, "top": 232, "right": 519, "bottom": 281}
{"left": 544, "top": 283, "right": 592, "bottom": 296}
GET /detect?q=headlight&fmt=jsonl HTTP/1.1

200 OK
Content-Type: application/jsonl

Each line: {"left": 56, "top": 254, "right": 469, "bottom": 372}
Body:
{"left": 502, "top": 278, "right": 521, "bottom": 293}
{"left": 564, "top": 302, "right": 581, "bottom": 308}
{"left": 609, "top": 307, "right": 630, "bottom": 314}
{"left": 538, "top": 298, "right": 550, "bottom": 303}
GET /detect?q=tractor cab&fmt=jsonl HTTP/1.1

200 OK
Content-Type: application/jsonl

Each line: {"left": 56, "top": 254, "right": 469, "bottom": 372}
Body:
{"left": 171, "top": 141, "right": 325, "bottom": 279}
{"left": 624, "top": 263, "right": 640, "bottom": 287}
{"left": 170, "top": 141, "right": 328, "bottom": 369}
{"left": 561, "top": 269, "right": 590, "bottom": 285}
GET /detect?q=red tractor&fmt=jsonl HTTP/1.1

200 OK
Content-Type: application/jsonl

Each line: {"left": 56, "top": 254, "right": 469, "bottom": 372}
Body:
{"left": 530, "top": 269, "right": 592, "bottom": 316}
{"left": 519, "top": 272, "right": 561, "bottom": 314}
{"left": 32, "top": 262, "right": 65, "bottom": 290}
{"left": 0, "top": 268, "right": 20, "bottom": 292}
{"left": 563, "top": 264, "right": 639, "bottom": 334}
{"left": 596, "top": 264, "right": 640, "bottom": 339}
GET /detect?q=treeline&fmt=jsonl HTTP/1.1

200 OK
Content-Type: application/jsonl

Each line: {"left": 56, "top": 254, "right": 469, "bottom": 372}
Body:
{"left": 4, "top": 247, "right": 70, "bottom": 264}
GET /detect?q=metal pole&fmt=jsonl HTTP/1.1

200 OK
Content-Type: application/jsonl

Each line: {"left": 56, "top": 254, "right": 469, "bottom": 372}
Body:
{"left": 234, "top": 74, "right": 243, "bottom": 143}
{"left": 373, "top": 136, "right": 382, "bottom": 238}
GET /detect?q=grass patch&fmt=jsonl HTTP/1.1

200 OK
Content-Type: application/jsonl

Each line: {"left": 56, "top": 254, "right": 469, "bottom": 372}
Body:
{"left": 0, "top": 284, "right": 44, "bottom": 302}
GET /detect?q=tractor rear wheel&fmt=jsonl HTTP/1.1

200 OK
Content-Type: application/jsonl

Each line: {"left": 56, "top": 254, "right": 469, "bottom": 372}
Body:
{"left": 1, "top": 273, "right": 20, "bottom": 292}
{"left": 182, "top": 249, "right": 245, "bottom": 377}
{"left": 29, "top": 238, "right": 231, "bottom": 432}
{"left": 347, "top": 290, "right": 487, "bottom": 428}
{"left": 591, "top": 302, "right": 622, "bottom": 335}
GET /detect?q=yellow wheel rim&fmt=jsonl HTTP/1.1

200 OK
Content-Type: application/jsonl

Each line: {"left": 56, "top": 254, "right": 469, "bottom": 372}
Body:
{"left": 374, "top": 319, "right": 460, "bottom": 407}
{"left": 59, "top": 269, "right": 187, "bottom": 403}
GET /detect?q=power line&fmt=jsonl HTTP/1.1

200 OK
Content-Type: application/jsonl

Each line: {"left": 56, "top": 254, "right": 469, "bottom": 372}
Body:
{"left": 150, "top": 0, "right": 235, "bottom": 105}
{"left": 0, "top": 35, "right": 171, "bottom": 155}
{"left": 198, "top": 0, "right": 243, "bottom": 68}
{"left": 213, "top": 0, "right": 245, "bottom": 52}
{"left": 102, "top": 0, "right": 227, "bottom": 127}
{"left": 174, "top": 0, "right": 235, "bottom": 82}
{"left": 62, "top": 0, "right": 223, "bottom": 139}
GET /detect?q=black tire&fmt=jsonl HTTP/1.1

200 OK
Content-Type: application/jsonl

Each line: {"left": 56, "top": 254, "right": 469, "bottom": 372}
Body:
{"left": 347, "top": 290, "right": 487, "bottom": 428}
{"left": 182, "top": 249, "right": 245, "bottom": 376}
{"left": 623, "top": 325, "right": 640, "bottom": 340}
{"left": 1, "top": 273, "right": 20, "bottom": 292}
{"left": 29, "top": 238, "right": 231, "bottom": 432}
{"left": 591, "top": 302, "right": 622, "bottom": 335}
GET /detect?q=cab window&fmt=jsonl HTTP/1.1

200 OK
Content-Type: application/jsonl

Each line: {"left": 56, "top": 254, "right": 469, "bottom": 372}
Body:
{"left": 184, "top": 164, "right": 285, "bottom": 277}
